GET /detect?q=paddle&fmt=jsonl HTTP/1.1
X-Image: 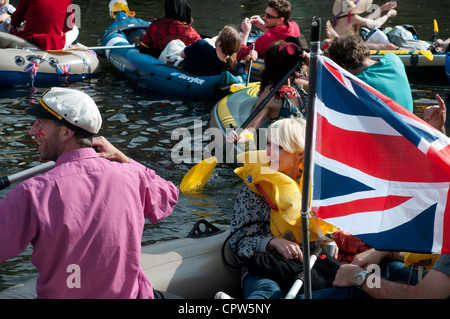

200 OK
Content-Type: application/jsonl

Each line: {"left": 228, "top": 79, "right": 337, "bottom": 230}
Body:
{"left": 430, "top": 19, "right": 439, "bottom": 43}
{"left": 418, "top": 50, "right": 434, "bottom": 61}
{"left": 0, "top": 161, "right": 55, "bottom": 191}
{"left": 180, "top": 53, "right": 305, "bottom": 193}
{"left": 246, "top": 43, "right": 255, "bottom": 86}
{"left": 48, "top": 44, "right": 136, "bottom": 53}
{"left": 285, "top": 243, "right": 322, "bottom": 299}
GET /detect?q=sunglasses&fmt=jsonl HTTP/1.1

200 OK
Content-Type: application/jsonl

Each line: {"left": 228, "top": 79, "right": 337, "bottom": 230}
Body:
{"left": 264, "top": 11, "right": 281, "bottom": 19}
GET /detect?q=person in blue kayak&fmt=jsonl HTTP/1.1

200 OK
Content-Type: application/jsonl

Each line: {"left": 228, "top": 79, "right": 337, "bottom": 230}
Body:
{"left": 180, "top": 25, "right": 245, "bottom": 76}
{"left": 139, "top": 0, "right": 201, "bottom": 58}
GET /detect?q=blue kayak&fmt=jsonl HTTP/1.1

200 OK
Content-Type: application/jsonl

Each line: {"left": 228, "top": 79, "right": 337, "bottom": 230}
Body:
{"left": 100, "top": 12, "right": 247, "bottom": 100}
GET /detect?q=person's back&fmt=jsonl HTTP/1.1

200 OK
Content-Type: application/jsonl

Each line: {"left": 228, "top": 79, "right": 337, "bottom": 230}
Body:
{"left": 356, "top": 53, "right": 413, "bottom": 112}
{"left": 1, "top": 148, "right": 178, "bottom": 298}
{"left": 181, "top": 25, "right": 241, "bottom": 76}
{"left": 139, "top": 0, "right": 201, "bottom": 57}
{"left": 139, "top": 17, "right": 201, "bottom": 58}
{"left": 328, "top": 34, "right": 413, "bottom": 112}
{"left": 10, "top": 0, "right": 73, "bottom": 50}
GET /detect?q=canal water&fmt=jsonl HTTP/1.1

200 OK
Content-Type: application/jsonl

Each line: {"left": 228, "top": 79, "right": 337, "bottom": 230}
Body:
{"left": 0, "top": 0, "right": 449, "bottom": 291}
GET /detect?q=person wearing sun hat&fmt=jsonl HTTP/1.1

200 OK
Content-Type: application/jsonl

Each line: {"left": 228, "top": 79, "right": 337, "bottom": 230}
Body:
{"left": 327, "top": 0, "right": 398, "bottom": 49}
{"left": 0, "top": 87, "right": 179, "bottom": 299}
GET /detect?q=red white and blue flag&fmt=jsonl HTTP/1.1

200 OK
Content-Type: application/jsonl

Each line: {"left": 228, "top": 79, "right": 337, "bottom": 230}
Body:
{"left": 57, "top": 63, "right": 72, "bottom": 77}
{"left": 26, "top": 59, "right": 41, "bottom": 79}
{"left": 85, "top": 50, "right": 97, "bottom": 57}
{"left": 310, "top": 56, "right": 450, "bottom": 254}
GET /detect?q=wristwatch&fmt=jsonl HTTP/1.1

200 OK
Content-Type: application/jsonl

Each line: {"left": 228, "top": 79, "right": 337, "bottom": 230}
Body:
{"left": 354, "top": 270, "right": 369, "bottom": 289}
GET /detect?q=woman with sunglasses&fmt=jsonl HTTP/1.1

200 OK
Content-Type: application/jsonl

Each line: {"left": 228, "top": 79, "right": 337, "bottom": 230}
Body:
{"left": 236, "top": 0, "right": 300, "bottom": 61}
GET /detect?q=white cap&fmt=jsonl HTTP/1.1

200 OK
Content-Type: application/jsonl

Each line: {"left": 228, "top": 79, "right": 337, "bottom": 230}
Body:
{"left": 26, "top": 87, "right": 102, "bottom": 135}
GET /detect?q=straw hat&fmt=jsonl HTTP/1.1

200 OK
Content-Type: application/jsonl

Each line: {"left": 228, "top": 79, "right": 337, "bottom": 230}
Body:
{"left": 333, "top": 0, "right": 373, "bottom": 16}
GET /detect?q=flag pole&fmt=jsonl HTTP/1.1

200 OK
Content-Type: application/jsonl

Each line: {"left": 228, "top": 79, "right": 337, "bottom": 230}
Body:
{"left": 300, "top": 17, "right": 321, "bottom": 299}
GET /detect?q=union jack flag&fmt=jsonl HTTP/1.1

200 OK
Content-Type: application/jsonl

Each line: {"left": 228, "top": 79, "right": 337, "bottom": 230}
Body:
{"left": 85, "top": 50, "right": 97, "bottom": 57}
{"left": 310, "top": 56, "right": 450, "bottom": 254}
{"left": 26, "top": 59, "right": 41, "bottom": 79}
{"left": 57, "top": 63, "right": 72, "bottom": 76}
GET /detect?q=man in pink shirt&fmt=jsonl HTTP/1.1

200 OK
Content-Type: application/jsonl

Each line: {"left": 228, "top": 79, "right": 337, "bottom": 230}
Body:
{"left": 0, "top": 87, "right": 179, "bottom": 299}
{"left": 237, "top": 0, "right": 301, "bottom": 61}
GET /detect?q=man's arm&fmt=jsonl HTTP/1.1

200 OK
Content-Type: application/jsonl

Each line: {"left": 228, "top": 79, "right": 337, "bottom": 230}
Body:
{"left": 334, "top": 263, "right": 450, "bottom": 299}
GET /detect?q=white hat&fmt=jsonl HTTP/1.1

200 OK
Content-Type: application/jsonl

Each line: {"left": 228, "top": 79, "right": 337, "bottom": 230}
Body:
{"left": 333, "top": 0, "right": 373, "bottom": 16}
{"left": 26, "top": 87, "right": 102, "bottom": 135}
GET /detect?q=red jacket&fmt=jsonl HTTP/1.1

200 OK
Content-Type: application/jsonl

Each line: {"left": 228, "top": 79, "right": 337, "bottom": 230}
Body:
{"left": 10, "top": 0, "right": 74, "bottom": 50}
{"left": 237, "top": 21, "right": 301, "bottom": 61}
{"left": 139, "top": 18, "right": 201, "bottom": 58}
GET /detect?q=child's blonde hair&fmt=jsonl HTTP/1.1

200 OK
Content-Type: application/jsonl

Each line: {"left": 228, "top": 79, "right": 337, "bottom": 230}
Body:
{"left": 267, "top": 116, "right": 306, "bottom": 154}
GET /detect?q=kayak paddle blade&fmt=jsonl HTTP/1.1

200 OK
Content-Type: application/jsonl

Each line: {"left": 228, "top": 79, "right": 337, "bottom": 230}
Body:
{"left": 180, "top": 156, "right": 218, "bottom": 193}
{"left": 418, "top": 50, "right": 434, "bottom": 61}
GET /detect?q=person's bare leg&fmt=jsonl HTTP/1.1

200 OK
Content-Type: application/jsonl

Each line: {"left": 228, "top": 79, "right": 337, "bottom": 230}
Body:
{"left": 326, "top": 20, "right": 340, "bottom": 39}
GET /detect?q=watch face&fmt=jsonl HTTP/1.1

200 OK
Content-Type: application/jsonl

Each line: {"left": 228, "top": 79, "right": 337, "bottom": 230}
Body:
{"left": 355, "top": 272, "right": 367, "bottom": 287}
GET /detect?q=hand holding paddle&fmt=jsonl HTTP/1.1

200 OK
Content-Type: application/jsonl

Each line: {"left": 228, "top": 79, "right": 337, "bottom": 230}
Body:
{"left": 180, "top": 50, "right": 305, "bottom": 193}
{"left": 0, "top": 161, "right": 55, "bottom": 190}
{"left": 0, "top": 137, "right": 130, "bottom": 191}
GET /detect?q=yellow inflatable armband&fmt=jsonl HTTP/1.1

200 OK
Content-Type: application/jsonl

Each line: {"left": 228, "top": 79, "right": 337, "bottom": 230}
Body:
{"left": 234, "top": 151, "right": 336, "bottom": 243}
{"left": 404, "top": 253, "right": 440, "bottom": 271}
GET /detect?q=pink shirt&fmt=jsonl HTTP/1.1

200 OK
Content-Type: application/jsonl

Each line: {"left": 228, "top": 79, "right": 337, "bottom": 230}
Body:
{"left": 0, "top": 148, "right": 179, "bottom": 298}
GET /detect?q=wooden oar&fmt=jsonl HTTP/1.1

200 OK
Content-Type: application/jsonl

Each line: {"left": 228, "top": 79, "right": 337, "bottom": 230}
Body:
{"left": 0, "top": 161, "right": 55, "bottom": 190}
{"left": 48, "top": 44, "right": 136, "bottom": 53}
{"left": 180, "top": 56, "right": 305, "bottom": 193}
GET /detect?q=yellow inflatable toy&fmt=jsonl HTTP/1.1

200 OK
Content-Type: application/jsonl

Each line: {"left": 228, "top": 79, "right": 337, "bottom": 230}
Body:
{"left": 109, "top": 0, "right": 136, "bottom": 19}
{"left": 234, "top": 150, "right": 336, "bottom": 244}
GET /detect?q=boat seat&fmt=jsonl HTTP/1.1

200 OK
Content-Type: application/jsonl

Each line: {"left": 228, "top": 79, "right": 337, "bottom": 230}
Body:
{"left": 0, "top": 32, "right": 38, "bottom": 50}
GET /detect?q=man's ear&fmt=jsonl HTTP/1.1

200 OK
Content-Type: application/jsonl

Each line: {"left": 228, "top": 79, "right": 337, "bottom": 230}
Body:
{"left": 60, "top": 125, "right": 75, "bottom": 142}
